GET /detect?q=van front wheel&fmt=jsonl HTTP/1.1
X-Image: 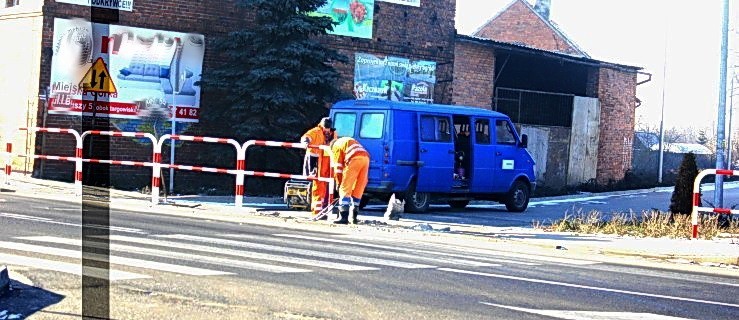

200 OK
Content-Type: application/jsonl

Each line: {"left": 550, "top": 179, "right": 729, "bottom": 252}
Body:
{"left": 504, "top": 180, "right": 530, "bottom": 212}
{"left": 403, "top": 191, "right": 430, "bottom": 213}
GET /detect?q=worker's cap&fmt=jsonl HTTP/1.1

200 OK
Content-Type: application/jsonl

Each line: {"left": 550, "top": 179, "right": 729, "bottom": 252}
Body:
{"left": 319, "top": 117, "right": 334, "bottom": 131}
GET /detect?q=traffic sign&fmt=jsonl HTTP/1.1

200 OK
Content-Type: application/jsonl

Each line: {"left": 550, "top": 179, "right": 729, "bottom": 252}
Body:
{"left": 79, "top": 57, "right": 117, "bottom": 94}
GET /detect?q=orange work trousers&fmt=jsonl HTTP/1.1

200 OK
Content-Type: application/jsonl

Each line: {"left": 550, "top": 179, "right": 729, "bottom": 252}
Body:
{"left": 310, "top": 155, "right": 332, "bottom": 215}
{"left": 338, "top": 156, "right": 370, "bottom": 201}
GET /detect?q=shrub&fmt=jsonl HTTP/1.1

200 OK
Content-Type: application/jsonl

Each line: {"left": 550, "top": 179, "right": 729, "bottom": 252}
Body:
{"left": 669, "top": 152, "right": 699, "bottom": 215}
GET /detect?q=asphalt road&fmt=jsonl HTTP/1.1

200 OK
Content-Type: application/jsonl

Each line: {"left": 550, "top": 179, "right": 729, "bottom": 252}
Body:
{"left": 1, "top": 193, "right": 738, "bottom": 319}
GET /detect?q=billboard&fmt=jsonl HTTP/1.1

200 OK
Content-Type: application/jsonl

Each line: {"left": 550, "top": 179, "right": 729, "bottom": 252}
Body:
{"left": 312, "top": 0, "right": 375, "bottom": 39}
{"left": 49, "top": 18, "right": 205, "bottom": 123}
{"left": 353, "top": 52, "right": 436, "bottom": 104}
{"left": 378, "top": 0, "right": 419, "bottom": 6}
{"left": 55, "top": 0, "right": 134, "bottom": 11}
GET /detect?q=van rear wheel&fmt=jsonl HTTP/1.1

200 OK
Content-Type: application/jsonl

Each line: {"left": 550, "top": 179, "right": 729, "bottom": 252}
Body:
{"left": 504, "top": 180, "right": 530, "bottom": 212}
{"left": 403, "top": 191, "right": 430, "bottom": 213}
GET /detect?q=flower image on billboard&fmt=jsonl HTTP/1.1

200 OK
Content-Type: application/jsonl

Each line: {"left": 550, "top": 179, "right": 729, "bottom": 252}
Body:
{"left": 312, "top": 0, "right": 375, "bottom": 39}
{"left": 353, "top": 52, "right": 436, "bottom": 104}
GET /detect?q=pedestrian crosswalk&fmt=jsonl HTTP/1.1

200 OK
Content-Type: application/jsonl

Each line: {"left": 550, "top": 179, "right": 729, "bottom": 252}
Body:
{"left": 0, "top": 231, "right": 601, "bottom": 282}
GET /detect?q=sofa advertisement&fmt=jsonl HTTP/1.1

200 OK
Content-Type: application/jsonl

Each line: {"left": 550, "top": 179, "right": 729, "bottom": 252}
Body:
{"left": 312, "top": 0, "right": 375, "bottom": 39}
{"left": 48, "top": 18, "right": 205, "bottom": 124}
{"left": 353, "top": 52, "right": 436, "bottom": 104}
{"left": 378, "top": 0, "right": 419, "bottom": 6}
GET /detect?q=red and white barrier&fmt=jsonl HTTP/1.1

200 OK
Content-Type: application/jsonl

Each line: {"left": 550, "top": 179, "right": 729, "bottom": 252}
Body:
{"left": 691, "top": 169, "right": 739, "bottom": 239}
{"left": 242, "top": 140, "right": 335, "bottom": 209}
{"left": 158, "top": 134, "right": 243, "bottom": 205}
{"left": 4, "top": 127, "right": 339, "bottom": 211}
{"left": 14, "top": 128, "right": 83, "bottom": 195}
{"left": 81, "top": 130, "right": 157, "bottom": 202}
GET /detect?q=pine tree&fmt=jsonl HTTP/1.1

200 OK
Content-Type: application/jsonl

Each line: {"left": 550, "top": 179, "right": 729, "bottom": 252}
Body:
{"left": 669, "top": 152, "right": 700, "bottom": 215}
{"left": 200, "top": 0, "right": 348, "bottom": 141}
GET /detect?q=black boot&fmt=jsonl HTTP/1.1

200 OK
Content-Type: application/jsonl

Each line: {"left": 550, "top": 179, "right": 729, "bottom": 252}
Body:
{"left": 333, "top": 206, "right": 349, "bottom": 224}
{"left": 351, "top": 207, "right": 359, "bottom": 224}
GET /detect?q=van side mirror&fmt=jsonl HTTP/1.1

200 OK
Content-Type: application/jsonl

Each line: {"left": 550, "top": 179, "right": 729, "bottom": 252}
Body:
{"left": 520, "top": 134, "right": 528, "bottom": 148}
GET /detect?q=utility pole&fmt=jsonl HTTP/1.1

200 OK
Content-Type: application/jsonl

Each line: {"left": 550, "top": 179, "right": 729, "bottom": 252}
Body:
{"left": 714, "top": 0, "right": 730, "bottom": 208}
{"left": 658, "top": 15, "right": 669, "bottom": 184}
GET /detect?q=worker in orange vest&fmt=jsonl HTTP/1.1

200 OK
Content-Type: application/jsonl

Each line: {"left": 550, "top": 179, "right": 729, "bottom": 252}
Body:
{"left": 329, "top": 136, "right": 370, "bottom": 224}
{"left": 300, "top": 117, "right": 337, "bottom": 217}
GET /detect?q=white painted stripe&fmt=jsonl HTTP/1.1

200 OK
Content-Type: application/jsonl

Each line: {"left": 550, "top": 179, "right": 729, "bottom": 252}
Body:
{"left": 263, "top": 173, "right": 281, "bottom": 178}
{"left": 441, "top": 268, "right": 739, "bottom": 309}
{"left": 3, "top": 240, "right": 232, "bottom": 276}
{"left": 270, "top": 234, "right": 505, "bottom": 267}
{"left": 200, "top": 168, "right": 217, "bottom": 173}
{"left": 112, "top": 235, "right": 379, "bottom": 271}
{"left": 0, "top": 252, "right": 148, "bottom": 281}
{"left": 0, "top": 213, "right": 147, "bottom": 234}
{"left": 480, "top": 303, "right": 693, "bottom": 320}
{"left": 338, "top": 234, "right": 598, "bottom": 265}
{"left": 155, "top": 234, "right": 434, "bottom": 269}
{"left": 20, "top": 236, "right": 309, "bottom": 274}
{"left": 120, "top": 161, "right": 136, "bottom": 166}
{"left": 178, "top": 165, "right": 194, "bottom": 170}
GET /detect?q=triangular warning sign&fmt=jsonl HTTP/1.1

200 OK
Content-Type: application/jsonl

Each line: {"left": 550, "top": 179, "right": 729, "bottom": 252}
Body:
{"left": 79, "top": 57, "right": 117, "bottom": 94}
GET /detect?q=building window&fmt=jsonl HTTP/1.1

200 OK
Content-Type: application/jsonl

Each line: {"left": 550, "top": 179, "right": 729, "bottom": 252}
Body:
{"left": 5, "top": 0, "right": 19, "bottom": 8}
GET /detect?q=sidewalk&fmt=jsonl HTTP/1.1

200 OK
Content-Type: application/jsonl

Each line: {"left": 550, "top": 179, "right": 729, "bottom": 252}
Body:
{"left": 2, "top": 175, "right": 739, "bottom": 274}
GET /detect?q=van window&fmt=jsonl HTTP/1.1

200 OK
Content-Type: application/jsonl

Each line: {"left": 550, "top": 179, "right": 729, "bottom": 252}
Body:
{"left": 334, "top": 113, "right": 357, "bottom": 138}
{"left": 475, "top": 119, "right": 491, "bottom": 144}
{"left": 420, "top": 115, "right": 452, "bottom": 142}
{"left": 495, "top": 119, "right": 517, "bottom": 145}
{"left": 359, "top": 113, "right": 385, "bottom": 138}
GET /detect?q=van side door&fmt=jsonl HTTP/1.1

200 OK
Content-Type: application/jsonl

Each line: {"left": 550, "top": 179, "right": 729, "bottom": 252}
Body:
{"left": 417, "top": 114, "right": 454, "bottom": 192}
{"left": 492, "top": 118, "right": 520, "bottom": 192}
{"left": 470, "top": 117, "right": 494, "bottom": 192}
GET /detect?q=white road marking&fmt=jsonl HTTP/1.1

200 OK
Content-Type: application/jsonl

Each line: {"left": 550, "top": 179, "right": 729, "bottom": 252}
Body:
{"left": 18, "top": 236, "right": 310, "bottom": 274}
{"left": 480, "top": 303, "right": 694, "bottom": 320}
{"left": 440, "top": 268, "right": 739, "bottom": 308}
{"left": 106, "top": 235, "right": 380, "bottom": 271}
{"left": 0, "top": 252, "right": 148, "bottom": 281}
{"left": 0, "top": 213, "right": 146, "bottom": 234}
{"left": 152, "top": 234, "right": 429, "bottom": 270}
{"left": 270, "top": 233, "right": 512, "bottom": 267}
{"left": 4, "top": 239, "right": 231, "bottom": 276}
{"left": 338, "top": 234, "right": 598, "bottom": 265}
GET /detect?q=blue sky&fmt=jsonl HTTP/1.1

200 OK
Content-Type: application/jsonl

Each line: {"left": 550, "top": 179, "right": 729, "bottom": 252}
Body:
{"left": 455, "top": 0, "right": 735, "bottom": 132}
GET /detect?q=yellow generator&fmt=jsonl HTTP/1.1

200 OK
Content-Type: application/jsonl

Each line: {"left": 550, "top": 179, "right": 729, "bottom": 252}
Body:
{"left": 283, "top": 179, "right": 312, "bottom": 211}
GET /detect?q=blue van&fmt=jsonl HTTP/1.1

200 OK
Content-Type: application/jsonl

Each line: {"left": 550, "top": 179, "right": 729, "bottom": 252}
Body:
{"left": 329, "top": 99, "right": 536, "bottom": 213}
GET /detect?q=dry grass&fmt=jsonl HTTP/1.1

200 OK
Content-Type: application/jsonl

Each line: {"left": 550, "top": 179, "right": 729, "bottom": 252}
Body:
{"left": 539, "top": 209, "right": 739, "bottom": 240}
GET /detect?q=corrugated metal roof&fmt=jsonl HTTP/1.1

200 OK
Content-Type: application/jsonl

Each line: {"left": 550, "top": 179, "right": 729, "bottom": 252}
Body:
{"left": 457, "top": 34, "right": 643, "bottom": 72}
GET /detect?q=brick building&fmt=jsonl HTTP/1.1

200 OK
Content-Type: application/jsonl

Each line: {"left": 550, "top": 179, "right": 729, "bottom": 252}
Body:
{"left": 0, "top": 0, "right": 645, "bottom": 193}
{"left": 0, "top": 0, "right": 457, "bottom": 193}
{"left": 451, "top": 0, "right": 649, "bottom": 188}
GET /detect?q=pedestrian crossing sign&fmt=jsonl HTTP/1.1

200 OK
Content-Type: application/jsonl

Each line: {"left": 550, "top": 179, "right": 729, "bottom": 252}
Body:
{"left": 79, "top": 57, "right": 117, "bottom": 94}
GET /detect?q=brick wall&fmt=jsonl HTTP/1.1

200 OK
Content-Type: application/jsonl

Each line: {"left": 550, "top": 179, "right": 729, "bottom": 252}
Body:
{"left": 595, "top": 67, "right": 637, "bottom": 183}
{"left": 451, "top": 41, "right": 495, "bottom": 108}
{"left": 473, "top": 0, "right": 581, "bottom": 56}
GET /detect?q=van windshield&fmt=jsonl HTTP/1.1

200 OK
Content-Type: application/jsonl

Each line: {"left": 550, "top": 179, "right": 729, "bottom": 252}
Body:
{"left": 334, "top": 112, "right": 357, "bottom": 137}
{"left": 360, "top": 113, "right": 385, "bottom": 138}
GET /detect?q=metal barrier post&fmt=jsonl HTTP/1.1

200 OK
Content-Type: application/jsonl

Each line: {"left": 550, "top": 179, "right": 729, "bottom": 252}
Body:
{"left": 157, "top": 134, "right": 243, "bottom": 206}
{"left": 242, "top": 140, "right": 335, "bottom": 210}
{"left": 81, "top": 130, "right": 157, "bottom": 201}
{"left": 4, "top": 142, "right": 11, "bottom": 185}
{"left": 691, "top": 169, "right": 739, "bottom": 239}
